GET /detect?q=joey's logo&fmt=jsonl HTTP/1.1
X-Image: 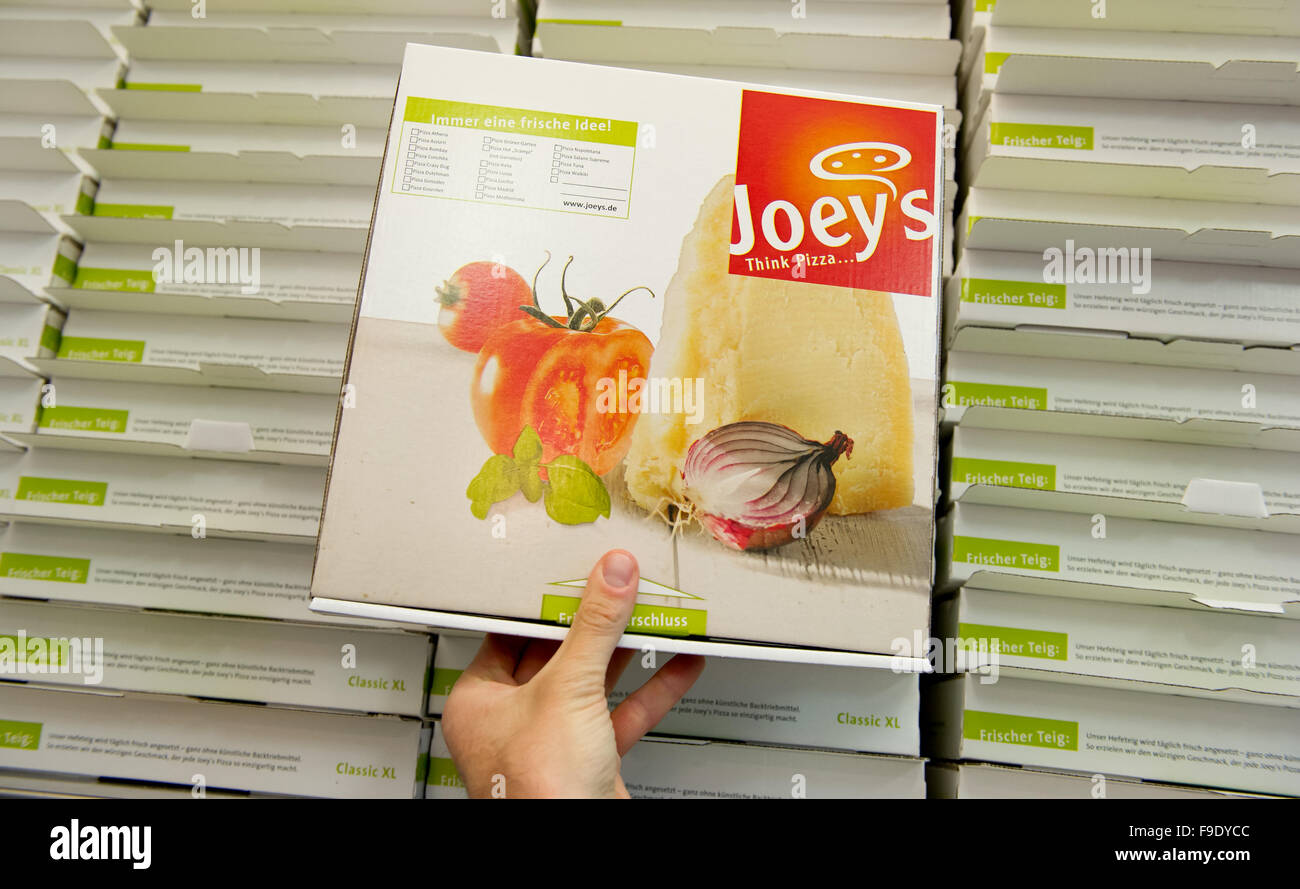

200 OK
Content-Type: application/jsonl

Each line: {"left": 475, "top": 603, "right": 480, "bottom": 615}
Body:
{"left": 729, "top": 90, "right": 940, "bottom": 297}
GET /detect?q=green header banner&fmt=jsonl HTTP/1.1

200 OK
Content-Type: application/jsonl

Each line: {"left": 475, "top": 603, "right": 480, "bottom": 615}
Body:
{"left": 52, "top": 253, "right": 78, "bottom": 284}
{"left": 57, "top": 336, "right": 146, "bottom": 363}
{"left": 124, "top": 82, "right": 201, "bottom": 92}
{"left": 0, "top": 552, "right": 90, "bottom": 584}
{"left": 991, "top": 122, "right": 1094, "bottom": 151}
{"left": 0, "top": 720, "right": 41, "bottom": 750}
{"left": 72, "top": 267, "right": 157, "bottom": 292}
{"left": 91, "top": 203, "right": 174, "bottom": 220}
{"left": 536, "top": 18, "right": 622, "bottom": 26}
{"left": 428, "top": 756, "right": 463, "bottom": 789}
{"left": 958, "top": 622, "right": 1068, "bottom": 660}
{"left": 40, "top": 324, "right": 61, "bottom": 354}
{"left": 961, "top": 277, "right": 1066, "bottom": 309}
{"left": 429, "top": 668, "right": 463, "bottom": 698}
{"left": 404, "top": 97, "right": 638, "bottom": 148}
{"left": 38, "top": 406, "right": 130, "bottom": 434}
{"left": 541, "top": 594, "right": 706, "bottom": 637}
{"left": 984, "top": 52, "right": 1010, "bottom": 74}
{"left": 964, "top": 710, "right": 1078, "bottom": 751}
{"left": 953, "top": 535, "right": 1060, "bottom": 572}
{"left": 109, "top": 143, "right": 191, "bottom": 152}
{"left": 946, "top": 381, "right": 1047, "bottom": 411}
{"left": 951, "top": 457, "right": 1056, "bottom": 491}
{"left": 15, "top": 476, "right": 107, "bottom": 507}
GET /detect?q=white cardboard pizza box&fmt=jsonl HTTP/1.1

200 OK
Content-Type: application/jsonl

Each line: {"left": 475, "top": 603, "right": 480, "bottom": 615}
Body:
{"left": 0, "top": 447, "right": 325, "bottom": 542}
{"left": 964, "top": 93, "right": 1300, "bottom": 206}
{"left": 937, "top": 500, "right": 1300, "bottom": 617}
{"left": 965, "top": 25, "right": 1300, "bottom": 125}
{"left": 425, "top": 718, "right": 928, "bottom": 799}
{"left": 935, "top": 586, "right": 1300, "bottom": 708}
{"left": 0, "top": 684, "right": 425, "bottom": 799}
{"left": 943, "top": 350, "right": 1300, "bottom": 438}
{"left": 0, "top": 521, "right": 401, "bottom": 628}
{"left": 926, "top": 761, "right": 1278, "bottom": 799}
{"left": 959, "top": 187, "right": 1300, "bottom": 269}
{"left": 427, "top": 630, "right": 920, "bottom": 753}
{"left": 54, "top": 240, "right": 360, "bottom": 323}
{"left": 947, "top": 424, "right": 1300, "bottom": 534}
{"left": 925, "top": 672, "right": 1300, "bottom": 796}
{"left": 37, "top": 309, "right": 347, "bottom": 394}
{"left": 115, "top": 11, "right": 516, "bottom": 63}
{"left": 311, "top": 45, "right": 946, "bottom": 668}
{"left": 14, "top": 376, "right": 337, "bottom": 466}
{"left": 990, "top": 0, "right": 1300, "bottom": 37}
{"left": 946, "top": 249, "right": 1300, "bottom": 376}
{"left": 0, "top": 598, "right": 432, "bottom": 716}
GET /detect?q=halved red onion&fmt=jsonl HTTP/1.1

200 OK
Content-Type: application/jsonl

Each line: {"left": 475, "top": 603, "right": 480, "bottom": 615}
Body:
{"left": 680, "top": 421, "right": 853, "bottom": 551}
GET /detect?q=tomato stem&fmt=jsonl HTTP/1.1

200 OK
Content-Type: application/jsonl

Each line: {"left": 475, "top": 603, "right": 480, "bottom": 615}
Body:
{"left": 559, "top": 255, "right": 578, "bottom": 316}
{"left": 522, "top": 251, "right": 567, "bottom": 329}
{"left": 523, "top": 252, "right": 655, "bottom": 332}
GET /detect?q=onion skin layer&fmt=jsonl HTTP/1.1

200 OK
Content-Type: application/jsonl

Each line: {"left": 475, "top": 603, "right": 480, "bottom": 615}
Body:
{"left": 681, "top": 422, "right": 853, "bottom": 552}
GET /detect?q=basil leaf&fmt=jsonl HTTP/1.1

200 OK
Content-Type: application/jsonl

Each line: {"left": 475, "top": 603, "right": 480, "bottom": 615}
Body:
{"left": 513, "top": 425, "right": 544, "bottom": 466}
{"left": 543, "top": 455, "right": 610, "bottom": 525}
{"left": 520, "top": 469, "right": 544, "bottom": 503}
{"left": 466, "top": 454, "right": 520, "bottom": 519}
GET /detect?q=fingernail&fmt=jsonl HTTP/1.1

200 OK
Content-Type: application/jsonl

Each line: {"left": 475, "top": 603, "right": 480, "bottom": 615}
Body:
{"left": 601, "top": 550, "right": 636, "bottom": 592}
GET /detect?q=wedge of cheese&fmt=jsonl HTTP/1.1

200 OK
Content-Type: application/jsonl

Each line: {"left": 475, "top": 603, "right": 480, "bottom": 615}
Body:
{"left": 623, "top": 174, "right": 914, "bottom": 516}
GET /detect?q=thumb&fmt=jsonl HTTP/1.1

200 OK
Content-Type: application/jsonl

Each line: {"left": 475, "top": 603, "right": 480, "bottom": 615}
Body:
{"left": 550, "top": 550, "right": 638, "bottom": 685}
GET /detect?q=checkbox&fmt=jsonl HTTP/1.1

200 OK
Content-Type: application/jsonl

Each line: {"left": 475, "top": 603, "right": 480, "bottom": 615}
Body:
{"left": 483, "top": 136, "right": 492, "bottom": 143}
{"left": 477, "top": 176, "right": 485, "bottom": 183}
{"left": 479, "top": 159, "right": 487, "bottom": 167}
{"left": 550, "top": 176, "right": 558, "bottom": 183}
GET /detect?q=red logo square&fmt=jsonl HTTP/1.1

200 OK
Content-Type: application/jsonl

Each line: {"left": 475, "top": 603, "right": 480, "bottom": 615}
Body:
{"left": 729, "top": 89, "right": 941, "bottom": 297}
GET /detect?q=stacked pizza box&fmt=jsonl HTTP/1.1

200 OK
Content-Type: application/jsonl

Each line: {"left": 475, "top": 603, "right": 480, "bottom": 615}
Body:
{"left": 0, "top": 0, "right": 129, "bottom": 425}
{"left": 0, "top": 0, "right": 521, "bottom": 800}
{"left": 930, "top": 0, "right": 1300, "bottom": 798}
{"left": 422, "top": 632, "right": 926, "bottom": 800}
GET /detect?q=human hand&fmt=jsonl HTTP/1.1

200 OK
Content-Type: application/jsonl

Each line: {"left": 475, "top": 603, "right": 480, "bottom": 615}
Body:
{"left": 442, "top": 549, "right": 706, "bottom": 798}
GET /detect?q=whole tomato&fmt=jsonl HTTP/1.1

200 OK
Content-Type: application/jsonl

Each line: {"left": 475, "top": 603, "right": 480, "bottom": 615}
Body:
{"left": 436, "top": 261, "right": 532, "bottom": 354}
{"left": 470, "top": 256, "right": 654, "bottom": 477}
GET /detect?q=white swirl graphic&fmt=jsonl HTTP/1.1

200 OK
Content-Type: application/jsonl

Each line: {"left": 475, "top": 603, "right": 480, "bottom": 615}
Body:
{"left": 809, "top": 141, "right": 911, "bottom": 198}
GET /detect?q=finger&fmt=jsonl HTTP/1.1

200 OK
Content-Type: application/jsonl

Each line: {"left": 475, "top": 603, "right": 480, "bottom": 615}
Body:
{"left": 612, "top": 654, "right": 706, "bottom": 756}
{"left": 604, "top": 647, "right": 636, "bottom": 697}
{"left": 549, "top": 550, "right": 639, "bottom": 685}
{"left": 461, "top": 633, "right": 528, "bottom": 686}
{"left": 513, "top": 637, "right": 561, "bottom": 684}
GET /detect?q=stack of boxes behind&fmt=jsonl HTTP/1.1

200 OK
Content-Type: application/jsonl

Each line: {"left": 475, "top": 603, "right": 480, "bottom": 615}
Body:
{"left": 8, "top": 0, "right": 1293, "bottom": 801}
{"left": 929, "top": 0, "right": 1300, "bottom": 798}
{"left": 0, "top": 0, "right": 522, "bottom": 799}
